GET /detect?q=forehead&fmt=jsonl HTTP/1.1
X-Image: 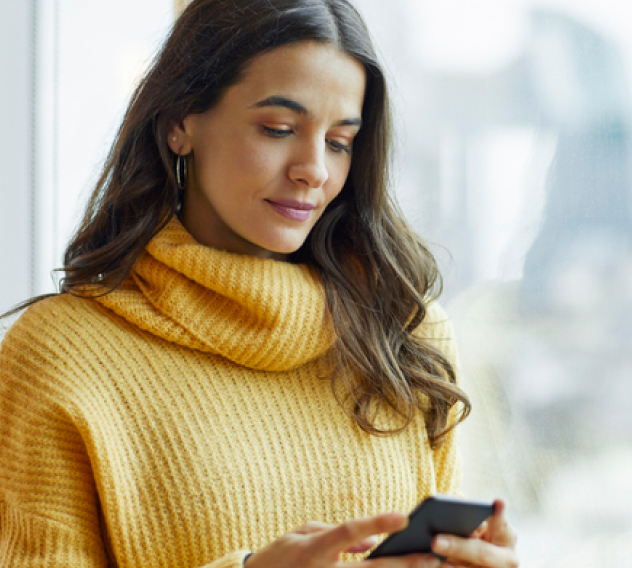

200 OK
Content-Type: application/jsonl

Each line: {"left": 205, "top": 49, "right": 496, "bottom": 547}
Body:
{"left": 227, "top": 41, "right": 366, "bottom": 118}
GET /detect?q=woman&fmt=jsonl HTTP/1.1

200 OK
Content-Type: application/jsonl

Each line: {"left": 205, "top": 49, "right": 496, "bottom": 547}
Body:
{"left": 0, "top": 1, "right": 518, "bottom": 567}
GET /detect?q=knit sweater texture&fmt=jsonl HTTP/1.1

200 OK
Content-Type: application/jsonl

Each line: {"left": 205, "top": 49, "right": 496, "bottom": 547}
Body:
{"left": 0, "top": 218, "right": 462, "bottom": 567}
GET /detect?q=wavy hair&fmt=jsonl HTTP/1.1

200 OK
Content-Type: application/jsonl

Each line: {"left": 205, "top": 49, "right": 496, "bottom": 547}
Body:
{"left": 9, "top": 0, "right": 469, "bottom": 447}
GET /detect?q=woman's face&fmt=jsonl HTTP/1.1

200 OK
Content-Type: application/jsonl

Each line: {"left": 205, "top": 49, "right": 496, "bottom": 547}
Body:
{"left": 168, "top": 41, "right": 366, "bottom": 259}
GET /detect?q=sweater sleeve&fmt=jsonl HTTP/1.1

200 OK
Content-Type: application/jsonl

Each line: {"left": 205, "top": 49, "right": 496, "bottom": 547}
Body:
{"left": 419, "top": 302, "right": 465, "bottom": 497}
{"left": 0, "top": 308, "right": 252, "bottom": 568}
{"left": 0, "top": 313, "right": 109, "bottom": 567}
{"left": 432, "top": 410, "right": 464, "bottom": 497}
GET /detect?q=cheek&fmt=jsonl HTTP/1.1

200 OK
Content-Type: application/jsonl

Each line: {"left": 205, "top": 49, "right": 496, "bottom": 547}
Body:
{"left": 237, "top": 142, "right": 272, "bottom": 171}
{"left": 326, "top": 161, "right": 352, "bottom": 200}
{"left": 232, "top": 150, "right": 283, "bottom": 194}
{"left": 195, "top": 130, "right": 277, "bottom": 183}
{"left": 232, "top": 139, "right": 285, "bottom": 183}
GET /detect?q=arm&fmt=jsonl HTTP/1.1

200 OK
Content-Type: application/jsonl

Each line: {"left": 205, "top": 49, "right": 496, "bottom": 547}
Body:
{"left": 0, "top": 308, "right": 253, "bottom": 568}
{"left": 0, "top": 318, "right": 108, "bottom": 567}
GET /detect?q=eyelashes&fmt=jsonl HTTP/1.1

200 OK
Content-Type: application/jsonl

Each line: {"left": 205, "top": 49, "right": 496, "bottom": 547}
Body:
{"left": 261, "top": 125, "right": 352, "bottom": 155}
{"left": 262, "top": 126, "right": 292, "bottom": 138}
{"left": 327, "top": 139, "right": 352, "bottom": 154}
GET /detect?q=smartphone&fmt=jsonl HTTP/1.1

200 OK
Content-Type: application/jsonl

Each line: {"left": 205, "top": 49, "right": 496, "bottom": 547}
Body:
{"left": 367, "top": 495, "right": 495, "bottom": 559}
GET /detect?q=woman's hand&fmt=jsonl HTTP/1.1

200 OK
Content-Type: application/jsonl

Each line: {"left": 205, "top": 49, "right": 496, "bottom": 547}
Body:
{"left": 430, "top": 499, "right": 518, "bottom": 568}
{"left": 244, "top": 512, "right": 443, "bottom": 568}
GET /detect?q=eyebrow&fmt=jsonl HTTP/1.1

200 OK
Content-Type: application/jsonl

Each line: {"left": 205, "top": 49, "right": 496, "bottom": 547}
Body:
{"left": 251, "top": 96, "right": 363, "bottom": 128}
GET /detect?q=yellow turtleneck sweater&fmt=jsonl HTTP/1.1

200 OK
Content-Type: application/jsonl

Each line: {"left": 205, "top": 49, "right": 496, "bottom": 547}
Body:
{"left": 0, "top": 218, "right": 462, "bottom": 568}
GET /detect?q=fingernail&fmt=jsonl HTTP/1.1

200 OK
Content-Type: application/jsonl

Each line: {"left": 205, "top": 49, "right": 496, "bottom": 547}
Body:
{"left": 434, "top": 536, "right": 450, "bottom": 553}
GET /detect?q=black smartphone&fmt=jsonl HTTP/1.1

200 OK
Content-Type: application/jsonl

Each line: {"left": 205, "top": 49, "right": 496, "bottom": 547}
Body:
{"left": 367, "top": 495, "right": 495, "bottom": 559}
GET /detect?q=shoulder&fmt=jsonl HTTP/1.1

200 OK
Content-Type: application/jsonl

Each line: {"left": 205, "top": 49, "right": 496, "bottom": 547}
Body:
{"left": 1, "top": 294, "right": 117, "bottom": 376}
{"left": 3, "top": 294, "right": 104, "bottom": 343}
{"left": 0, "top": 294, "right": 134, "bottom": 415}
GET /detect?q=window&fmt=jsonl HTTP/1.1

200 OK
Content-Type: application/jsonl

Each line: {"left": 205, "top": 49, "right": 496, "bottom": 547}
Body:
{"left": 0, "top": 0, "right": 173, "bottom": 321}
{"left": 2, "top": 1, "right": 630, "bottom": 565}
{"left": 357, "top": 1, "right": 632, "bottom": 565}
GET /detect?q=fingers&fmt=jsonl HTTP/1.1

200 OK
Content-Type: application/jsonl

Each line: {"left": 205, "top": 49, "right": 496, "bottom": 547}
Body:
{"left": 431, "top": 499, "right": 519, "bottom": 567}
{"left": 433, "top": 535, "right": 518, "bottom": 567}
{"left": 344, "top": 535, "right": 379, "bottom": 554}
{"left": 294, "top": 520, "right": 336, "bottom": 535}
{"left": 484, "top": 500, "right": 517, "bottom": 548}
{"left": 246, "top": 513, "right": 416, "bottom": 568}
{"left": 348, "top": 553, "right": 442, "bottom": 568}
{"left": 313, "top": 512, "right": 409, "bottom": 556}
{"left": 294, "top": 521, "right": 379, "bottom": 553}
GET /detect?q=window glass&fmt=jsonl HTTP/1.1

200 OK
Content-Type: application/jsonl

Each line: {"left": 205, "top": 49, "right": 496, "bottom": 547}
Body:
{"left": 356, "top": 1, "right": 632, "bottom": 566}
{"left": 2, "top": 1, "right": 630, "bottom": 565}
{"left": 0, "top": 0, "right": 173, "bottom": 319}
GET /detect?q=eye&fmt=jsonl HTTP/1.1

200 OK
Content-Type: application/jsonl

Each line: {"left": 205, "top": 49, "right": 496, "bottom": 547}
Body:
{"left": 262, "top": 125, "right": 292, "bottom": 138}
{"left": 327, "top": 139, "right": 351, "bottom": 155}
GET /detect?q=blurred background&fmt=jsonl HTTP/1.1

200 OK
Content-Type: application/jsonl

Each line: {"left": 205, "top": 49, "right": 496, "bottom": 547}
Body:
{"left": 1, "top": 0, "right": 631, "bottom": 566}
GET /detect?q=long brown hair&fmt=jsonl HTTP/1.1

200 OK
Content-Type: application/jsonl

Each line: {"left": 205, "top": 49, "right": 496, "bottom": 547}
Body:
{"left": 8, "top": 0, "right": 469, "bottom": 447}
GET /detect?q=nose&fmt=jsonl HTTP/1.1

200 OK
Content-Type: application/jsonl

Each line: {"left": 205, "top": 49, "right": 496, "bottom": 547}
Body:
{"left": 288, "top": 140, "right": 329, "bottom": 188}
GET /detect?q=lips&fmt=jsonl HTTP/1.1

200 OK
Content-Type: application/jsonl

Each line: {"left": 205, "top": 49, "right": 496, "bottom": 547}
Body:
{"left": 265, "top": 199, "right": 316, "bottom": 222}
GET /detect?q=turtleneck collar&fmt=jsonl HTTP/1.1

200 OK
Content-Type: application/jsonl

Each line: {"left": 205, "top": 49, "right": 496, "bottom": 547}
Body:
{"left": 95, "top": 217, "right": 336, "bottom": 371}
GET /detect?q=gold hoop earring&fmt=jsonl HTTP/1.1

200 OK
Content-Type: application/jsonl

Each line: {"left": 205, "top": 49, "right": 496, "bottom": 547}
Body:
{"left": 176, "top": 154, "right": 188, "bottom": 190}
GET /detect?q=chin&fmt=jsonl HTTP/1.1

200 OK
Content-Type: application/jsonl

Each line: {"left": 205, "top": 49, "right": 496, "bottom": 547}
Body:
{"left": 264, "top": 245, "right": 302, "bottom": 259}
{"left": 259, "top": 232, "right": 310, "bottom": 256}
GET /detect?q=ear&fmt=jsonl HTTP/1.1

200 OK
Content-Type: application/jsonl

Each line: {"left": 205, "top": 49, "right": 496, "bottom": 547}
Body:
{"left": 167, "top": 120, "right": 193, "bottom": 155}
